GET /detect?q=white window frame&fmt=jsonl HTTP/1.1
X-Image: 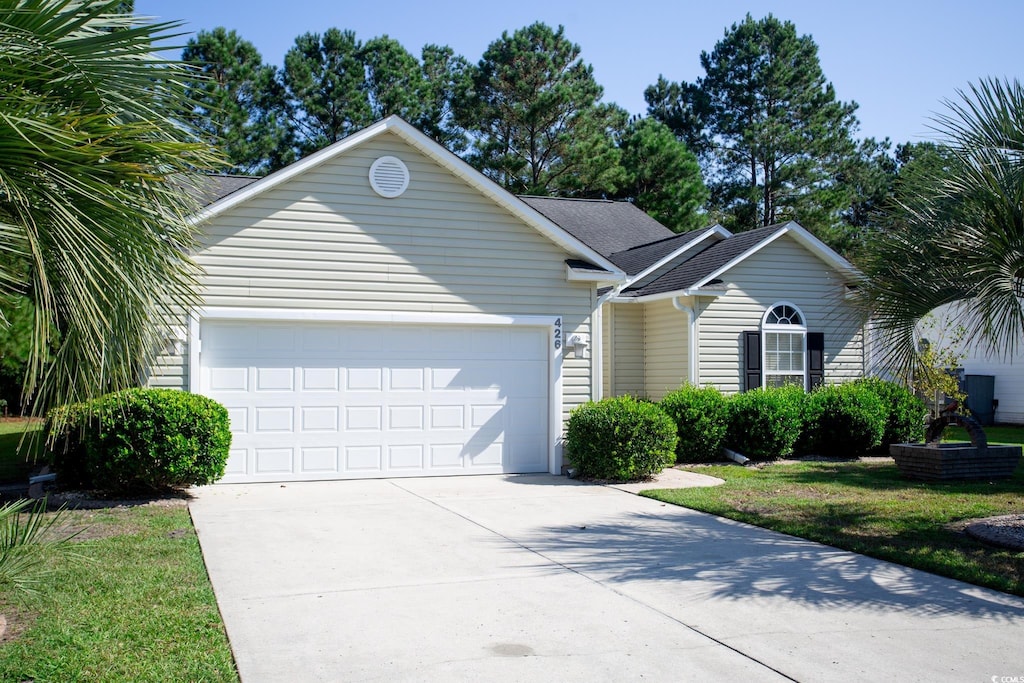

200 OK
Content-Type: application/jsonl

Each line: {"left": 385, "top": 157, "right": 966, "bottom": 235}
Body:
{"left": 761, "top": 302, "right": 807, "bottom": 389}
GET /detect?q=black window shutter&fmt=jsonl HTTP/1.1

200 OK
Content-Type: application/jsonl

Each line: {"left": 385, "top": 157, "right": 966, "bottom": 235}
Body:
{"left": 807, "top": 332, "right": 825, "bottom": 390}
{"left": 743, "top": 331, "right": 761, "bottom": 391}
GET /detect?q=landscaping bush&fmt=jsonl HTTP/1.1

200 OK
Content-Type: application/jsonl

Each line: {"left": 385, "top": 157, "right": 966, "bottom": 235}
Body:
{"left": 660, "top": 385, "right": 728, "bottom": 463}
{"left": 725, "top": 385, "right": 805, "bottom": 460}
{"left": 565, "top": 396, "right": 677, "bottom": 481}
{"left": 802, "top": 383, "right": 886, "bottom": 457}
{"left": 47, "top": 388, "right": 231, "bottom": 494}
{"left": 854, "top": 377, "right": 927, "bottom": 449}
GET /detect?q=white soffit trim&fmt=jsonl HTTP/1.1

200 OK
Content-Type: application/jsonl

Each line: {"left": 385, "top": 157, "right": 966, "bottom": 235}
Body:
{"left": 191, "top": 116, "right": 624, "bottom": 278}
{"left": 611, "top": 287, "right": 724, "bottom": 304}
{"left": 566, "top": 264, "right": 625, "bottom": 282}
{"left": 624, "top": 224, "right": 731, "bottom": 287}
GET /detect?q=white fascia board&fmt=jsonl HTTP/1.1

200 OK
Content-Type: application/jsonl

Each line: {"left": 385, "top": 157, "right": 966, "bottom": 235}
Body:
{"left": 623, "top": 224, "right": 732, "bottom": 287}
{"left": 190, "top": 115, "right": 625, "bottom": 279}
{"left": 566, "top": 264, "right": 626, "bottom": 282}
{"left": 690, "top": 222, "right": 860, "bottom": 290}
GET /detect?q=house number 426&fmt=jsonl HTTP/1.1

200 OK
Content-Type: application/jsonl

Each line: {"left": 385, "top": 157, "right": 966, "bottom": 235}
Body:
{"left": 553, "top": 317, "right": 562, "bottom": 349}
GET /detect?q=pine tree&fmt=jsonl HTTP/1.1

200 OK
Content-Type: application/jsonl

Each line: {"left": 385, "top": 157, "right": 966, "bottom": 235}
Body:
{"left": 182, "top": 28, "right": 292, "bottom": 175}
{"left": 615, "top": 118, "right": 708, "bottom": 232}
{"left": 647, "top": 14, "right": 859, "bottom": 241}
{"left": 458, "top": 22, "right": 625, "bottom": 196}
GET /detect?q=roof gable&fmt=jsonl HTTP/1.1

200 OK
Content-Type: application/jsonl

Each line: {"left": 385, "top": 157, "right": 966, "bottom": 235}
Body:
{"left": 190, "top": 116, "right": 624, "bottom": 278}
{"left": 620, "top": 221, "right": 859, "bottom": 299}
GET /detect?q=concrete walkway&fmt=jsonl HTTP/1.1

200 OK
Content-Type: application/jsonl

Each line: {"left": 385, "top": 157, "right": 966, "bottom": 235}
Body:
{"left": 190, "top": 475, "right": 1024, "bottom": 682}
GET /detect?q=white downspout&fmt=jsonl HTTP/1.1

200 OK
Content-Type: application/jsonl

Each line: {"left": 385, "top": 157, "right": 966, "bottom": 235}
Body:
{"left": 672, "top": 296, "right": 699, "bottom": 385}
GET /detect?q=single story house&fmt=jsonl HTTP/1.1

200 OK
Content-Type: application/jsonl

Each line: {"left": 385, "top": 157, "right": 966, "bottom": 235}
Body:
{"left": 151, "top": 116, "right": 865, "bottom": 483}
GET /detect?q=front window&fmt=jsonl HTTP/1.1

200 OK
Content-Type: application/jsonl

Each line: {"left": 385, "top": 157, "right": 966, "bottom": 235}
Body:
{"left": 763, "top": 304, "right": 806, "bottom": 389}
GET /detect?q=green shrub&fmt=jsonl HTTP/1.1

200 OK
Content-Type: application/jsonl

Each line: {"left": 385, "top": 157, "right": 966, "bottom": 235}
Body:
{"left": 853, "top": 377, "right": 927, "bottom": 449}
{"left": 726, "top": 385, "right": 805, "bottom": 460}
{"left": 803, "top": 383, "right": 886, "bottom": 457}
{"left": 565, "top": 396, "right": 677, "bottom": 481}
{"left": 660, "top": 385, "right": 728, "bottom": 463}
{"left": 48, "top": 388, "right": 231, "bottom": 494}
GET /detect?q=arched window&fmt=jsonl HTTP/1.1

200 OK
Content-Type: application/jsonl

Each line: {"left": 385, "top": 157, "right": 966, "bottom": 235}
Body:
{"left": 762, "top": 303, "right": 807, "bottom": 388}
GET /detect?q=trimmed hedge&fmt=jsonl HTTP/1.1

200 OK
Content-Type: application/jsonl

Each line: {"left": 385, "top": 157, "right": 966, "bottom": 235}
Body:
{"left": 48, "top": 388, "right": 231, "bottom": 494}
{"left": 802, "top": 383, "right": 886, "bottom": 457}
{"left": 853, "top": 377, "right": 927, "bottom": 450}
{"left": 660, "top": 385, "right": 728, "bottom": 463}
{"left": 565, "top": 396, "right": 677, "bottom": 481}
{"left": 725, "top": 385, "right": 805, "bottom": 460}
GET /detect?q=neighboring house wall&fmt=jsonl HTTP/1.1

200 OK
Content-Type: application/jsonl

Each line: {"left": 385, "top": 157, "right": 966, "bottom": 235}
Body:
{"left": 903, "top": 303, "right": 1024, "bottom": 425}
{"left": 604, "top": 302, "right": 645, "bottom": 397}
{"left": 643, "top": 297, "right": 689, "bottom": 401}
{"left": 959, "top": 347, "right": 1024, "bottom": 424}
{"left": 148, "top": 131, "right": 596, "bottom": 421}
{"left": 696, "top": 234, "right": 863, "bottom": 393}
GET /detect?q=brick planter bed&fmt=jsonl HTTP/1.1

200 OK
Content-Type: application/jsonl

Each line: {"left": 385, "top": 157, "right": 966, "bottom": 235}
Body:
{"left": 889, "top": 442, "right": 1022, "bottom": 482}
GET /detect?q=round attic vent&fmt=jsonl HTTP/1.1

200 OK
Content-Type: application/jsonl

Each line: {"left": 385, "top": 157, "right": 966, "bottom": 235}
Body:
{"left": 369, "top": 156, "right": 410, "bottom": 198}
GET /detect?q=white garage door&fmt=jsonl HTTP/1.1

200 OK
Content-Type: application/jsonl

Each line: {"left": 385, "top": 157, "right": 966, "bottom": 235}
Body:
{"left": 199, "top": 320, "right": 551, "bottom": 483}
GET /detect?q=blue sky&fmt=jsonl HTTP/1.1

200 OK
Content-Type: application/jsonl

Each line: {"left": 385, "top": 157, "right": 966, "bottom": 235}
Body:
{"left": 136, "top": 0, "right": 1021, "bottom": 147}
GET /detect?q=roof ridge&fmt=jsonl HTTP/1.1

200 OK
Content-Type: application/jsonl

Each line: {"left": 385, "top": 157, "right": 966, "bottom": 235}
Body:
{"left": 517, "top": 195, "right": 616, "bottom": 204}
{"left": 611, "top": 227, "right": 712, "bottom": 255}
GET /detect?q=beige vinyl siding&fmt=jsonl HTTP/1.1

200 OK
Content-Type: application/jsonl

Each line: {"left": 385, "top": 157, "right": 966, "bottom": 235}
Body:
{"left": 156, "top": 131, "right": 595, "bottom": 421}
{"left": 643, "top": 298, "right": 689, "bottom": 401}
{"left": 605, "top": 303, "right": 644, "bottom": 397}
{"left": 697, "top": 234, "right": 863, "bottom": 394}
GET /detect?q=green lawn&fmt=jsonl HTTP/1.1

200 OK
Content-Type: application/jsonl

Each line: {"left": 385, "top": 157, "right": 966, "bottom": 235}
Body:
{"left": 0, "top": 419, "right": 45, "bottom": 483}
{"left": 946, "top": 423, "right": 1024, "bottom": 445}
{"left": 646, "top": 458, "right": 1024, "bottom": 596}
{"left": 0, "top": 503, "right": 238, "bottom": 682}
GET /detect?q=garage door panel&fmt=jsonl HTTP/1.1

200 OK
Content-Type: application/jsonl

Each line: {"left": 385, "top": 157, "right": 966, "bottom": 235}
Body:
{"left": 300, "top": 447, "right": 338, "bottom": 472}
{"left": 388, "top": 445, "right": 423, "bottom": 469}
{"left": 301, "top": 368, "right": 339, "bottom": 391}
{"left": 301, "top": 406, "right": 338, "bottom": 431}
{"left": 345, "top": 406, "right": 382, "bottom": 431}
{"left": 255, "top": 448, "right": 293, "bottom": 474}
{"left": 201, "top": 320, "right": 550, "bottom": 482}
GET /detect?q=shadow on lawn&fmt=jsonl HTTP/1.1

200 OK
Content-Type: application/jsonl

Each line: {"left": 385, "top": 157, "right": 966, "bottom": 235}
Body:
{"left": 769, "top": 460, "right": 1024, "bottom": 495}
{"left": 516, "top": 506, "right": 1024, "bottom": 621}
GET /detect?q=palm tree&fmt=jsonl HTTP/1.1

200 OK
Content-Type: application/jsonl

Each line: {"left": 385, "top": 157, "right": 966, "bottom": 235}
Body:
{"left": 0, "top": 0, "right": 221, "bottom": 415}
{"left": 855, "top": 78, "right": 1024, "bottom": 378}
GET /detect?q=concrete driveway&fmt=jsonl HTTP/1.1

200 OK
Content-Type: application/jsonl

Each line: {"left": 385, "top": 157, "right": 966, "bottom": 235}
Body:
{"left": 190, "top": 475, "right": 1024, "bottom": 682}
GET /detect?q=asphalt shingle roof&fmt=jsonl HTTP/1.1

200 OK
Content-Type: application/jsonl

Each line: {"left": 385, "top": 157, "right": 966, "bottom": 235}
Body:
{"left": 606, "top": 229, "right": 715, "bottom": 275}
{"left": 188, "top": 174, "right": 261, "bottom": 206}
{"left": 518, "top": 196, "right": 675, "bottom": 257}
{"left": 622, "top": 224, "right": 788, "bottom": 297}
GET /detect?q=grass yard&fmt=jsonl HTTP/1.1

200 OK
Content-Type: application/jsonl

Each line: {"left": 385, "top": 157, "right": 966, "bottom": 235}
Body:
{"left": 646, "top": 458, "right": 1024, "bottom": 596}
{"left": 946, "top": 423, "right": 1024, "bottom": 444}
{"left": 0, "top": 418, "right": 45, "bottom": 483}
{"left": 0, "top": 503, "right": 238, "bottom": 682}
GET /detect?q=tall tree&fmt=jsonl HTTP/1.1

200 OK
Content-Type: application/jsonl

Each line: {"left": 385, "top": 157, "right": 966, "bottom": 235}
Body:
{"left": 615, "top": 118, "right": 708, "bottom": 232}
{"left": 646, "top": 14, "right": 859, "bottom": 241}
{"left": 281, "top": 28, "right": 373, "bottom": 155}
{"left": 0, "top": 0, "right": 219, "bottom": 413}
{"left": 854, "top": 78, "right": 1024, "bottom": 376}
{"left": 458, "top": 22, "right": 625, "bottom": 196}
{"left": 183, "top": 28, "right": 292, "bottom": 175}
{"left": 418, "top": 44, "right": 471, "bottom": 153}
{"left": 360, "top": 35, "right": 425, "bottom": 121}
